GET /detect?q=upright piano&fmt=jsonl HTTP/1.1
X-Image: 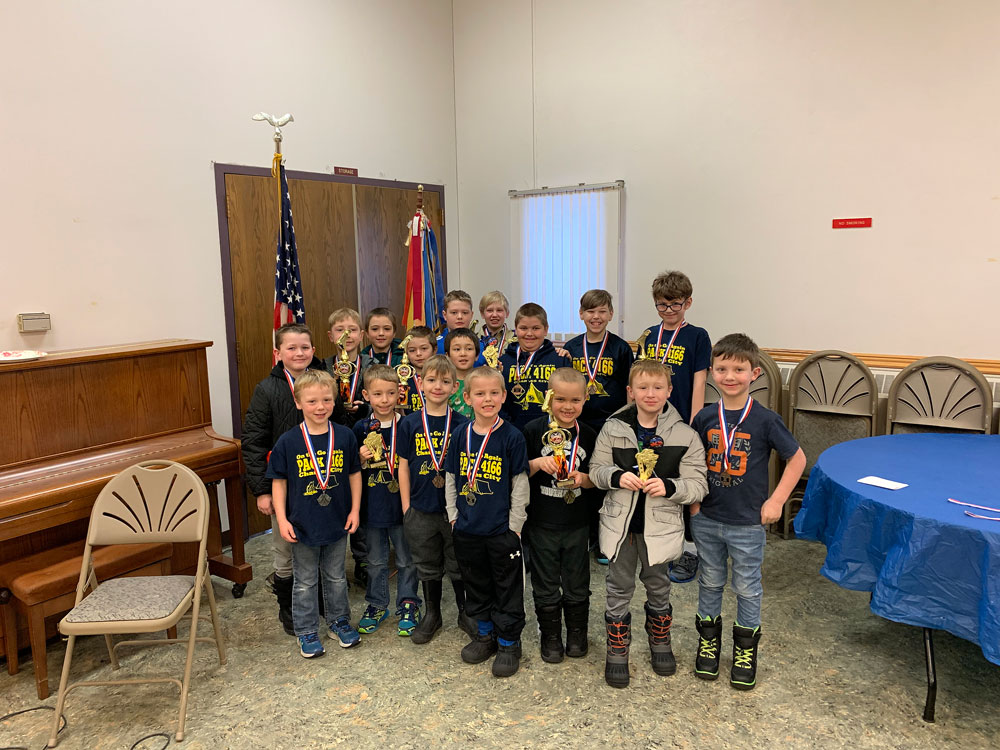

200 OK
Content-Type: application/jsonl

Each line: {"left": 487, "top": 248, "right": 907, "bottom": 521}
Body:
{"left": 0, "top": 339, "right": 252, "bottom": 655}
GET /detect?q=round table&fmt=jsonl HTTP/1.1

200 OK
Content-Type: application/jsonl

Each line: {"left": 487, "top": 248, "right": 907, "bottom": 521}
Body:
{"left": 794, "top": 433, "right": 1000, "bottom": 720}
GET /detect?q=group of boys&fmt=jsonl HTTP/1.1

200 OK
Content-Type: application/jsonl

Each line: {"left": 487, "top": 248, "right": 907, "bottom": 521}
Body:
{"left": 243, "top": 273, "right": 806, "bottom": 688}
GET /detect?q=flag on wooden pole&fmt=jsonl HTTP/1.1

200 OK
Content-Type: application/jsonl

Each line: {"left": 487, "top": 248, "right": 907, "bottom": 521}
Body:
{"left": 402, "top": 186, "right": 444, "bottom": 330}
{"left": 273, "top": 163, "right": 305, "bottom": 356}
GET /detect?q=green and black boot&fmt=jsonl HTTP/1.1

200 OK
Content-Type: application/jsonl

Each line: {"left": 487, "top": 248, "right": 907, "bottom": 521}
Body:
{"left": 694, "top": 614, "right": 722, "bottom": 680}
{"left": 604, "top": 612, "right": 631, "bottom": 688}
{"left": 644, "top": 602, "right": 676, "bottom": 676}
{"left": 731, "top": 622, "right": 761, "bottom": 690}
{"left": 536, "top": 604, "right": 565, "bottom": 663}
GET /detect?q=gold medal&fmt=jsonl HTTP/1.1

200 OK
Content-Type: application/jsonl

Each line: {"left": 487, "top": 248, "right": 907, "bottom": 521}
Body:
{"left": 563, "top": 489, "right": 576, "bottom": 504}
{"left": 387, "top": 479, "right": 399, "bottom": 493}
{"left": 465, "top": 489, "right": 477, "bottom": 506}
{"left": 432, "top": 473, "right": 445, "bottom": 489}
{"left": 587, "top": 379, "right": 608, "bottom": 397}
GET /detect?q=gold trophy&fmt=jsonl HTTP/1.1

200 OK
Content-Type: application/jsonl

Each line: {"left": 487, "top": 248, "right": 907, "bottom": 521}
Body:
{"left": 362, "top": 430, "right": 387, "bottom": 469}
{"left": 331, "top": 330, "right": 358, "bottom": 402}
{"left": 394, "top": 334, "right": 415, "bottom": 382}
{"left": 636, "top": 448, "right": 658, "bottom": 482}
{"left": 541, "top": 390, "right": 576, "bottom": 491}
{"left": 634, "top": 329, "right": 652, "bottom": 362}
{"left": 469, "top": 320, "right": 480, "bottom": 335}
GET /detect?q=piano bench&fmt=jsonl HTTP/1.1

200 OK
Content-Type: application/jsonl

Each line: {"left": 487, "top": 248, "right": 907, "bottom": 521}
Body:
{"left": 0, "top": 540, "right": 173, "bottom": 700}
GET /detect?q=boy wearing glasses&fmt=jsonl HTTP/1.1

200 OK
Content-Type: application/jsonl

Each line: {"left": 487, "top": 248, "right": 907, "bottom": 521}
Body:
{"left": 641, "top": 271, "right": 712, "bottom": 584}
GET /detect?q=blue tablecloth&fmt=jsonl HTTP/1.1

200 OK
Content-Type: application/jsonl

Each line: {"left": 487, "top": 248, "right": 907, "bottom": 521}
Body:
{"left": 795, "top": 434, "right": 1000, "bottom": 666}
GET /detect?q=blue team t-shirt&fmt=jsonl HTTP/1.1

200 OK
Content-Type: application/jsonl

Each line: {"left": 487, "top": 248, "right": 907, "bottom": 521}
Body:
{"left": 692, "top": 400, "right": 800, "bottom": 526}
{"left": 563, "top": 332, "right": 635, "bottom": 433}
{"left": 499, "top": 340, "right": 571, "bottom": 432}
{"left": 352, "top": 416, "right": 404, "bottom": 528}
{"left": 642, "top": 322, "right": 712, "bottom": 423}
{"left": 445, "top": 419, "right": 527, "bottom": 536}
{"left": 266, "top": 422, "right": 361, "bottom": 546}
{"left": 398, "top": 408, "right": 469, "bottom": 514}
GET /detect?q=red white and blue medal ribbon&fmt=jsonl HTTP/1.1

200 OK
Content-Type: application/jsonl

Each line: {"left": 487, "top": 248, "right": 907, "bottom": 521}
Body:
{"left": 656, "top": 322, "right": 687, "bottom": 364}
{"left": 465, "top": 416, "right": 501, "bottom": 490}
{"left": 582, "top": 333, "right": 608, "bottom": 387}
{"left": 300, "top": 420, "right": 333, "bottom": 491}
{"left": 717, "top": 397, "right": 753, "bottom": 472}
{"left": 380, "top": 416, "right": 398, "bottom": 478}
{"left": 422, "top": 405, "right": 452, "bottom": 473}
{"left": 515, "top": 346, "right": 537, "bottom": 382}
{"left": 347, "top": 356, "right": 362, "bottom": 402}
{"left": 283, "top": 367, "right": 297, "bottom": 396}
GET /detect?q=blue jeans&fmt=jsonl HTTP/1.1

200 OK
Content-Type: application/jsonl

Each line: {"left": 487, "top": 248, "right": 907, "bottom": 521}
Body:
{"left": 291, "top": 535, "right": 349, "bottom": 636}
{"left": 365, "top": 524, "right": 420, "bottom": 610}
{"left": 690, "top": 513, "right": 765, "bottom": 627}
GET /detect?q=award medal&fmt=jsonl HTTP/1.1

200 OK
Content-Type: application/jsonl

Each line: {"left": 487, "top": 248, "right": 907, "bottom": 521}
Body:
{"left": 421, "top": 405, "right": 452, "bottom": 491}
{"left": 564, "top": 489, "right": 577, "bottom": 504}
{"left": 512, "top": 346, "right": 537, "bottom": 400}
{"left": 464, "top": 416, "right": 500, "bottom": 506}
{"left": 380, "top": 416, "right": 399, "bottom": 493}
{"left": 300, "top": 421, "right": 334, "bottom": 506}
{"left": 655, "top": 322, "right": 688, "bottom": 365}
{"left": 717, "top": 397, "right": 754, "bottom": 474}
{"left": 582, "top": 333, "right": 610, "bottom": 397}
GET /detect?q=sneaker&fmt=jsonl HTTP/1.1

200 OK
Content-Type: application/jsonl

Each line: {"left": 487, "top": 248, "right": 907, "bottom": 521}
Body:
{"left": 358, "top": 605, "right": 388, "bottom": 634}
{"left": 595, "top": 550, "right": 609, "bottom": 565}
{"left": 330, "top": 616, "right": 361, "bottom": 648}
{"left": 298, "top": 632, "right": 325, "bottom": 658}
{"left": 397, "top": 601, "right": 421, "bottom": 636}
{"left": 668, "top": 551, "right": 699, "bottom": 583}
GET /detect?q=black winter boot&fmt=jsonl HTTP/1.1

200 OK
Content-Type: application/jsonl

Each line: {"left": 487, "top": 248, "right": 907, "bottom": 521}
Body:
{"left": 492, "top": 640, "right": 522, "bottom": 678}
{"left": 535, "top": 605, "right": 564, "bottom": 663}
{"left": 563, "top": 599, "right": 589, "bottom": 658}
{"left": 731, "top": 623, "right": 761, "bottom": 690}
{"left": 694, "top": 614, "right": 722, "bottom": 680}
{"left": 604, "top": 612, "right": 631, "bottom": 688}
{"left": 452, "top": 580, "right": 477, "bottom": 637}
{"left": 269, "top": 572, "right": 294, "bottom": 636}
{"left": 411, "top": 580, "right": 443, "bottom": 644}
{"left": 461, "top": 631, "right": 498, "bottom": 664}
{"left": 644, "top": 602, "right": 676, "bottom": 676}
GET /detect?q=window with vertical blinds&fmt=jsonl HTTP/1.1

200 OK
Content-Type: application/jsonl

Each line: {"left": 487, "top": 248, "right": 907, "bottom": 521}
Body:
{"left": 509, "top": 181, "right": 624, "bottom": 339}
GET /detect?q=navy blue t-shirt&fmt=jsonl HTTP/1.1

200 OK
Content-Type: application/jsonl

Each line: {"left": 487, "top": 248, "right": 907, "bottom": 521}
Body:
{"left": 563, "top": 332, "right": 634, "bottom": 433}
{"left": 524, "top": 417, "right": 596, "bottom": 530}
{"left": 398, "top": 408, "right": 469, "bottom": 514}
{"left": 642, "top": 322, "right": 711, "bottom": 423}
{"left": 446, "top": 419, "right": 527, "bottom": 536}
{"left": 692, "top": 400, "right": 799, "bottom": 526}
{"left": 499, "top": 340, "right": 571, "bottom": 432}
{"left": 352, "top": 416, "right": 403, "bottom": 528}
{"left": 266, "top": 422, "right": 361, "bottom": 546}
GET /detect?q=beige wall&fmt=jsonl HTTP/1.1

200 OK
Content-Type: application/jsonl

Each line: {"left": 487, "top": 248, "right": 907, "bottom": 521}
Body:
{"left": 453, "top": 0, "right": 1000, "bottom": 358}
{"left": 1, "top": 0, "right": 458, "bottom": 437}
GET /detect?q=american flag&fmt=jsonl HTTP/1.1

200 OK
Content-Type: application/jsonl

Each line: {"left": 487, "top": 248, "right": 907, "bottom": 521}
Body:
{"left": 273, "top": 164, "right": 305, "bottom": 342}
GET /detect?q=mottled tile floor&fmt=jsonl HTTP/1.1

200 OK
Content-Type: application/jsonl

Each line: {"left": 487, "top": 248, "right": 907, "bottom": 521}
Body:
{"left": 2, "top": 533, "right": 998, "bottom": 750}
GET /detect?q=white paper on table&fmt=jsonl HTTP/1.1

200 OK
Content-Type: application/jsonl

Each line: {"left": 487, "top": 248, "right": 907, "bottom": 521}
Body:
{"left": 857, "top": 475, "right": 909, "bottom": 491}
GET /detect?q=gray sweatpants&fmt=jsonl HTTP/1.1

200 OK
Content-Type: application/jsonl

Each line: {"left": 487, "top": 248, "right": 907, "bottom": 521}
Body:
{"left": 270, "top": 514, "right": 293, "bottom": 578}
{"left": 402, "top": 507, "right": 462, "bottom": 582}
{"left": 605, "top": 532, "right": 672, "bottom": 618}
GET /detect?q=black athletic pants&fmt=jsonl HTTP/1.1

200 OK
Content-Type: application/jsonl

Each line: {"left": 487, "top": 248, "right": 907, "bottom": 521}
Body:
{"left": 452, "top": 529, "right": 525, "bottom": 641}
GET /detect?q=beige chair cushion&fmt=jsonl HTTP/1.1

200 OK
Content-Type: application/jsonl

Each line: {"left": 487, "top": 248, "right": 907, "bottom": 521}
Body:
{"left": 63, "top": 576, "right": 195, "bottom": 624}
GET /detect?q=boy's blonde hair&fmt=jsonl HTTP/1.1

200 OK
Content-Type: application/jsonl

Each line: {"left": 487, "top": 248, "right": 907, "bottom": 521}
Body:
{"left": 363, "top": 363, "right": 399, "bottom": 389}
{"left": 465, "top": 365, "right": 506, "bottom": 391}
{"left": 328, "top": 307, "right": 363, "bottom": 329}
{"left": 293, "top": 369, "right": 336, "bottom": 399}
{"left": 275, "top": 323, "right": 313, "bottom": 348}
{"left": 651, "top": 271, "right": 693, "bottom": 301}
{"left": 479, "top": 290, "right": 510, "bottom": 315}
{"left": 514, "top": 302, "right": 548, "bottom": 329}
{"left": 628, "top": 359, "right": 674, "bottom": 387}
{"left": 442, "top": 290, "right": 474, "bottom": 310}
{"left": 579, "top": 289, "right": 613, "bottom": 313}
{"left": 405, "top": 325, "right": 436, "bottom": 348}
{"left": 422, "top": 354, "right": 458, "bottom": 381}
{"left": 548, "top": 367, "right": 588, "bottom": 392}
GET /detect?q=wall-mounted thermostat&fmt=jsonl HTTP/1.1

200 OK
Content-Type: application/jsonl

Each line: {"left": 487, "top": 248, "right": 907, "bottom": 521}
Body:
{"left": 17, "top": 312, "right": 51, "bottom": 333}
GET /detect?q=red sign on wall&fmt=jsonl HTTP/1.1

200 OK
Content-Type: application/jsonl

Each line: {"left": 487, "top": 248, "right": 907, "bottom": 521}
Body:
{"left": 832, "top": 217, "right": 872, "bottom": 229}
{"left": 334, "top": 166, "right": 358, "bottom": 177}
